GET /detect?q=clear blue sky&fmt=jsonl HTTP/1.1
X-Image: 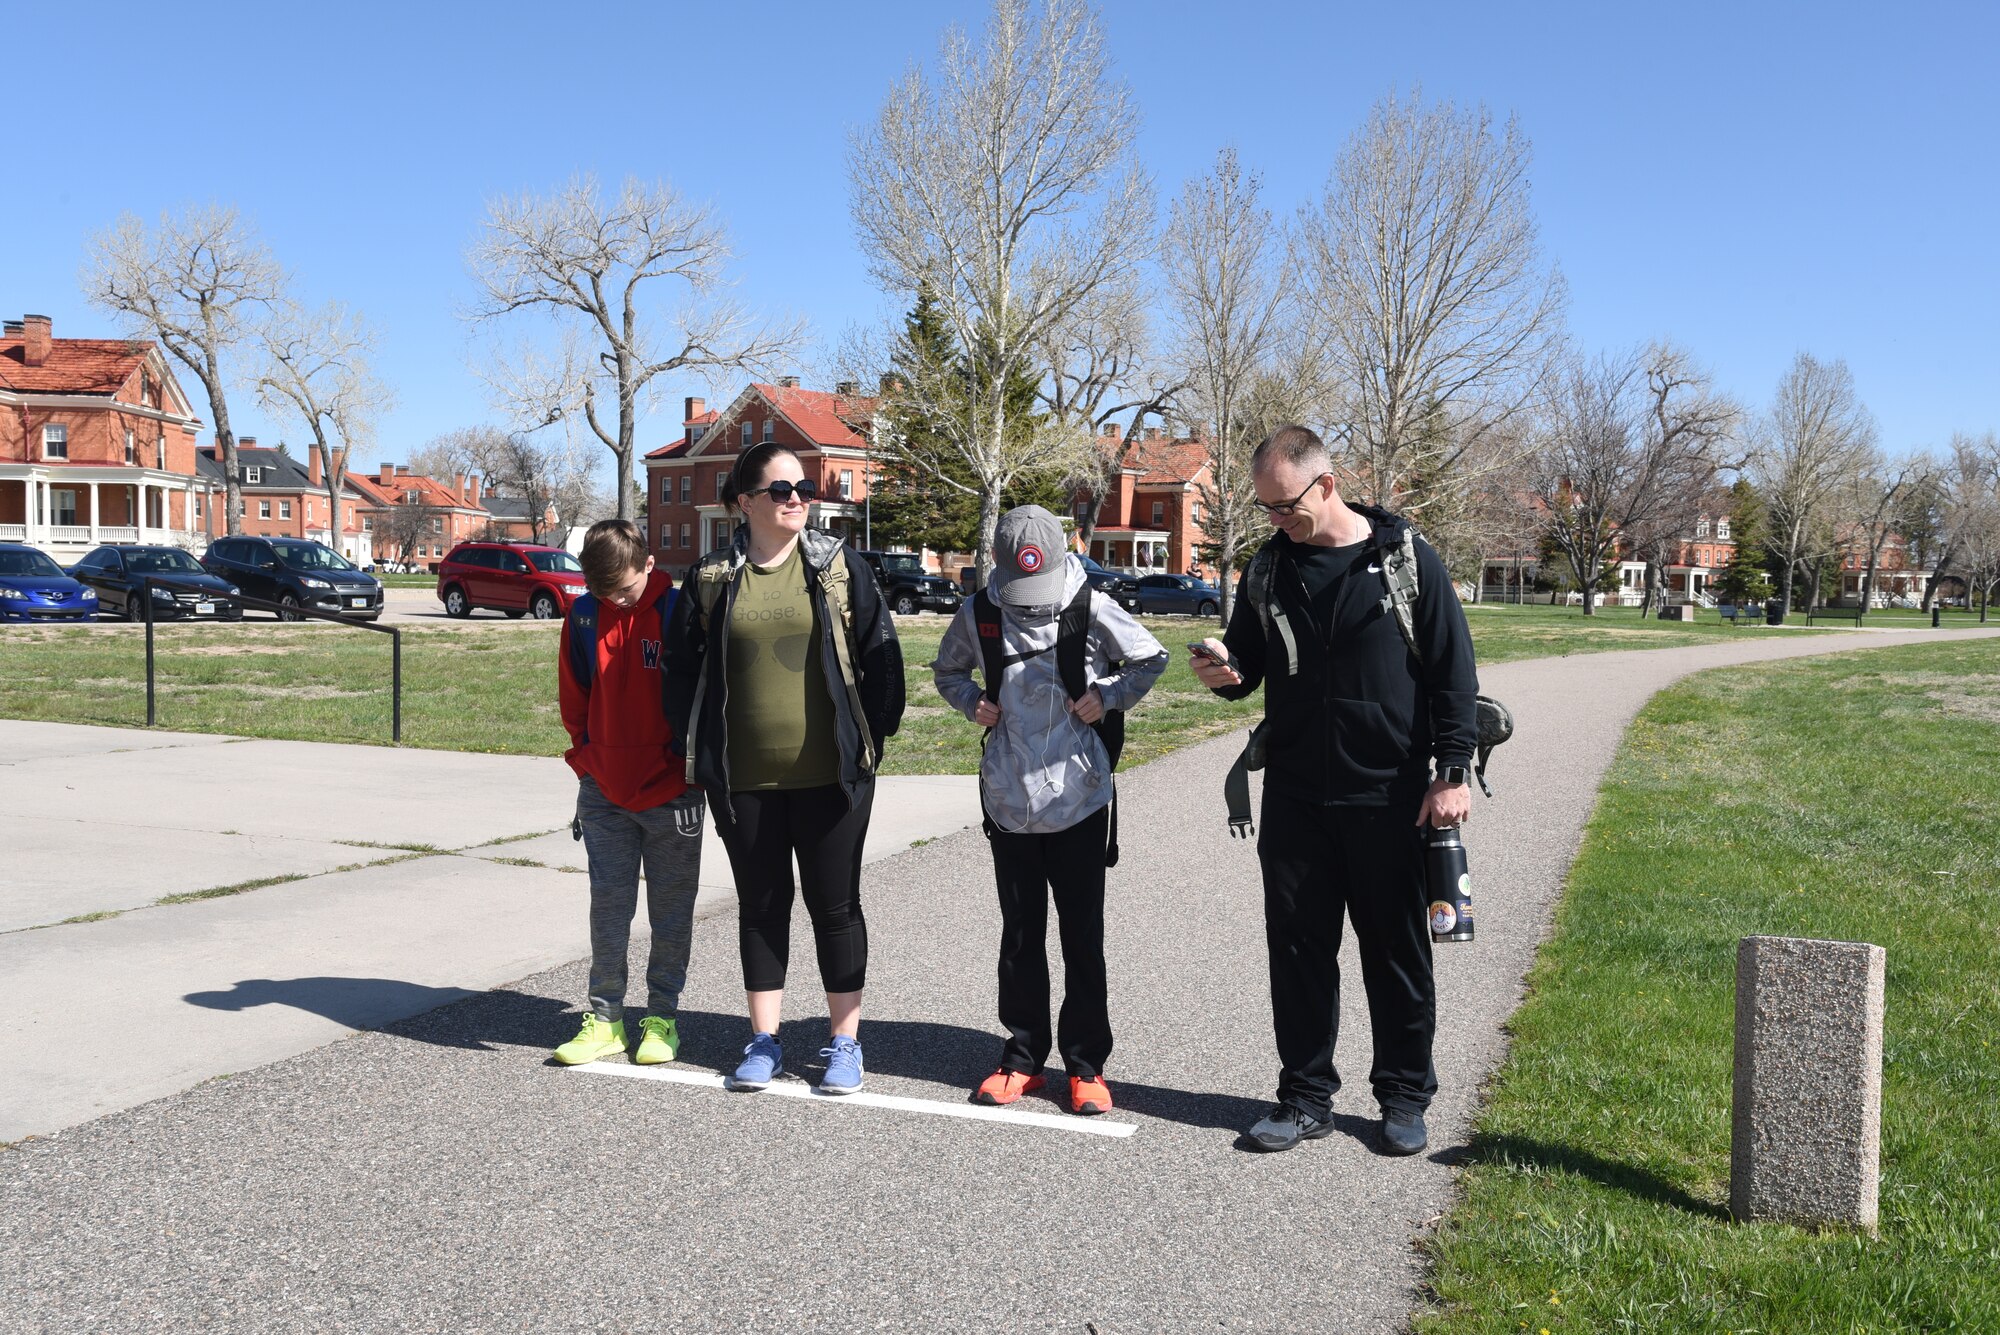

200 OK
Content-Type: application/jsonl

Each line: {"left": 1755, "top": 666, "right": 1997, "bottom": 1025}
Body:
{"left": 8, "top": 1, "right": 1995, "bottom": 480}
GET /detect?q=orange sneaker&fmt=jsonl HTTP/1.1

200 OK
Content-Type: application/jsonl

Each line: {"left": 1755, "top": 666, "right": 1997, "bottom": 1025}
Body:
{"left": 1069, "top": 1074, "right": 1113, "bottom": 1115}
{"left": 972, "top": 1069, "right": 1046, "bottom": 1106}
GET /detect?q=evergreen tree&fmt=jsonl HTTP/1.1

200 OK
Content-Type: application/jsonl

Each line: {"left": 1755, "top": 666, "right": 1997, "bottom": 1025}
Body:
{"left": 1713, "top": 478, "right": 1774, "bottom": 603}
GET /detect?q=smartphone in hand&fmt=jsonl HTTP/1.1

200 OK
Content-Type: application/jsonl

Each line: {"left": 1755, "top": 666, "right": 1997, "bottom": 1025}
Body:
{"left": 1188, "top": 641, "right": 1240, "bottom": 674}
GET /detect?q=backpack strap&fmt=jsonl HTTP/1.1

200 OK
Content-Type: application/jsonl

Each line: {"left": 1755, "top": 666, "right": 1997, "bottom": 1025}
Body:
{"left": 974, "top": 588, "right": 1005, "bottom": 704}
{"left": 1055, "top": 582, "right": 1121, "bottom": 866}
{"left": 565, "top": 593, "right": 600, "bottom": 693}
{"left": 1377, "top": 525, "right": 1423, "bottom": 664}
{"left": 1245, "top": 543, "right": 1298, "bottom": 677}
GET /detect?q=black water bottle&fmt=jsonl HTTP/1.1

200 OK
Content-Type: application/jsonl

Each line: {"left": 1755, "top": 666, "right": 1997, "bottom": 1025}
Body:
{"left": 1425, "top": 824, "right": 1475, "bottom": 943}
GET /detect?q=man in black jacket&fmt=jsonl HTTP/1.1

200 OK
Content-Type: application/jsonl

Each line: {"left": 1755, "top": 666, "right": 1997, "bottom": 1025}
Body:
{"left": 1192, "top": 424, "right": 1479, "bottom": 1154}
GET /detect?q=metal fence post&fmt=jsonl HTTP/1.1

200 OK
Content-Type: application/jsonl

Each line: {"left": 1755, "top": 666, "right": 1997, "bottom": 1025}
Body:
{"left": 391, "top": 628, "right": 402, "bottom": 743}
{"left": 143, "top": 576, "right": 157, "bottom": 727}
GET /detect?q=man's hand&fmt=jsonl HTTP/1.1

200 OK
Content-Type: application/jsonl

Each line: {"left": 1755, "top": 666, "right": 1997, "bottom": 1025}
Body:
{"left": 1070, "top": 687, "right": 1106, "bottom": 724}
{"left": 1416, "top": 779, "right": 1472, "bottom": 829}
{"left": 973, "top": 698, "right": 1001, "bottom": 727}
{"left": 1189, "top": 637, "right": 1243, "bottom": 689}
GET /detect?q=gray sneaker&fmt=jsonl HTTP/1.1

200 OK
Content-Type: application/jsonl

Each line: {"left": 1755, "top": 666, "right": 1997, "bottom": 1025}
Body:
{"left": 1377, "top": 1108, "right": 1428, "bottom": 1156}
{"left": 1245, "top": 1103, "right": 1335, "bottom": 1152}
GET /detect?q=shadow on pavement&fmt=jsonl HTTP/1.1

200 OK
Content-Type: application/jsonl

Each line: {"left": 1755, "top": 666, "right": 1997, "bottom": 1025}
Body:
{"left": 1435, "top": 1133, "right": 1729, "bottom": 1218}
{"left": 223, "top": 978, "right": 1279, "bottom": 1133}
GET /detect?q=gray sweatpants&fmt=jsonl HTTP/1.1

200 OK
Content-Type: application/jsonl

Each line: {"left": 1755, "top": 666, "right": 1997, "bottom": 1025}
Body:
{"left": 577, "top": 776, "right": 705, "bottom": 1021}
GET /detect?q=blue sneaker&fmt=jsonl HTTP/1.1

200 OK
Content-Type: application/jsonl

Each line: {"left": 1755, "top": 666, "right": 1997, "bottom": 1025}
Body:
{"left": 819, "top": 1035, "right": 864, "bottom": 1094}
{"left": 725, "top": 1032, "right": 782, "bottom": 1091}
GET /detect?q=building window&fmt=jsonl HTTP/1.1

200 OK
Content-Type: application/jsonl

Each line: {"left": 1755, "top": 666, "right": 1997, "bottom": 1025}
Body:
{"left": 762, "top": 419, "right": 774, "bottom": 443}
{"left": 1152, "top": 500, "right": 1165, "bottom": 525}
{"left": 1192, "top": 501, "right": 1203, "bottom": 526}
{"left": 404, "top": 489, "right": 420, "bottom": 504}
{"left": 125, "top": 430, "right": 137, "bottom": 465}
{"left": 280, "top": 501, "right": 293, "bottom": 520}
{"left": 715, "top": 472, "right": 726, "bottom": 500}
{"left": 141, "top": 371, "right": 157, "bottom": 408}
{"left": 1695, "top": 518, "right": 1710, "bottom": 538}
{"left": 194, "top": 494, "right": 204, "bottom": 523}
{"left": 431, "top": 517, "right": 444, "bottom": 534}
{"left": 1717, "top": 519, "right": 1731, "bottom": 540}
{"left": 246, "top": 466, "right": 262, "bottom": 484}
{"left": 42, "top": 424, "right": 67, "bottom": 459}
{"left": 680, "top": 475, "right": 691, "bottom": 504}
{"left": 260, "top": 501, "right": 273, "bottom": 519}
{"left": 741, "top": 422, "right": 753, "bottom": 447}
{"left": 53, "top": 489, "right": 78, "bottom": 525}
{"left": 840, "top": 470, "right": 854, "bottom": 499}
{"left": 680, "top": 523, "right": 691, "bottom": 549}
{"left": 363, "top": 515, "right": 373, "bottom": 532}
{"left": 156, "top": 437, "right": 166, "bottom": 469}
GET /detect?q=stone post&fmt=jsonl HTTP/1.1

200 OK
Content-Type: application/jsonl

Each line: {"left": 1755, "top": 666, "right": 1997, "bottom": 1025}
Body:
{"left": 1730, "top": 935, "right": 1885, "bottom": 1233}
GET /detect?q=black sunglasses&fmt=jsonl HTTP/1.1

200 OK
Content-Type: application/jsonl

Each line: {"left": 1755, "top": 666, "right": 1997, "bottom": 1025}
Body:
{"left": 743, "top": 479, "right": 819, "bottom": 503}
{"left": 1252, "top": 473, "right": 1331, "bottom": 518}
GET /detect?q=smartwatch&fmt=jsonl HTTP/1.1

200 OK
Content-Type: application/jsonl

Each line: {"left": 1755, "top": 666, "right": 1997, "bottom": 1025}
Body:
{"left": 1438, "top": 764, "right": 1471, "bottom": 787}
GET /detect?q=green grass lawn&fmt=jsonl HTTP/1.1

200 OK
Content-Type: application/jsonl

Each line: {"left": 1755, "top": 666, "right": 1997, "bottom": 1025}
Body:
{"left": 0, "top": 601, "right": 1831, "bottom": 769}
{"left": 1419, "top": 639, "right": 2000, "bottom": 1334}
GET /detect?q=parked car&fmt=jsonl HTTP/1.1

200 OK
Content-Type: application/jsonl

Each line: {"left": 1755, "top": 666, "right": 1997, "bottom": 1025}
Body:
{"left": 1132, "top": 572, "right": 1222, "bottom": 617}
{"left": 856, "top": 550, "right": 962, "bottom": 615}
{"left": 68, "top": 545, "right": 242, "bottom": 621}
{"left": 435, "top": 542, "right": 587, "bottom": 619}
{"left": 1076, "top": 554, "right": 1143, "bottom": 612}
{"left": 0, "top": 542, "right": 98, "bottom": 621}
{"left": 202, "top": 536, "right": 383, "bottom": 621}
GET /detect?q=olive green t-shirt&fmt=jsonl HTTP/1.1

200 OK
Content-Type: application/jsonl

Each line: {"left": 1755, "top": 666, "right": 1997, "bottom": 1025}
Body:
{"left": 725, "top": 543, "right": 840, "bottom": 790}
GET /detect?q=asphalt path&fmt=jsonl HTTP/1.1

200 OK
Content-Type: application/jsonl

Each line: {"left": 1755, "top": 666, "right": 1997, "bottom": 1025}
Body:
{"left": 2, "top": 627, "right": 1993, "bottom": 1334}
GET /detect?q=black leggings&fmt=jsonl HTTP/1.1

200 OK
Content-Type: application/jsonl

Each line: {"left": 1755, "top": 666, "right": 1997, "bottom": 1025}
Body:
{"left": 713, "top": 782, "right": 873, "bottom": 994}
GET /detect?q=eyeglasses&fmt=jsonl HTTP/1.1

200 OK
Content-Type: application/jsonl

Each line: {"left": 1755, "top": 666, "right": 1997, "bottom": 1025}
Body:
{"left": 1252, "top": 474, "right": 1331, "bottom": 518}
{"left": 743, "top": 479, "right": 818, "bottom": 504}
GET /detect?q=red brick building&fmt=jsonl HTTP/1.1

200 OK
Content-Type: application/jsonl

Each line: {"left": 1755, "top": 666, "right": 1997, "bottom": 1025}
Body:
{"left": 1075, "top": 426, "right": 1216, "bottom": 581}
{"left": 1, "top": 313, "right": 218, "bottom": 560}
{"left": 197, "top": 442, "right": 374, "bottom": 563}
{"left": 644, "top": 380, "right": 877, "bottom": 563}
{"left": 348, "top": 465, "right": 490, "bottom": 571}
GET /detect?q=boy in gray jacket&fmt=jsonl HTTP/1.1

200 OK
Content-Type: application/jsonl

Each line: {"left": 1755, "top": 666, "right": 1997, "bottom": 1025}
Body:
{"left": 933, "top": 505, "right": 1168, "bottom": 1115}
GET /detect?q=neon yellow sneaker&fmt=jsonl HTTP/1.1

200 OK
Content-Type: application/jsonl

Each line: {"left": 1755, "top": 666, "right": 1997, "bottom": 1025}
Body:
{"left": 633, "top": 1015, "right": 680, "bottom": 1066}
{"left": 552, "top": 1014, "right": 627, "bottom": 1066}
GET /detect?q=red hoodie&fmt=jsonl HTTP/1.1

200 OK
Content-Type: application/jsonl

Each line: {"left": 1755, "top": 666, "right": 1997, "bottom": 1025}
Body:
{"left": 557, "top": 569, "right": 688, "bottom": 811}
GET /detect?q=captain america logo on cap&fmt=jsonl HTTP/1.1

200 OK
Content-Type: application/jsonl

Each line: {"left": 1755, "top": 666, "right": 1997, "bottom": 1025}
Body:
{"left": 1017, "top": 544, "right": 1044, "bottom": 573}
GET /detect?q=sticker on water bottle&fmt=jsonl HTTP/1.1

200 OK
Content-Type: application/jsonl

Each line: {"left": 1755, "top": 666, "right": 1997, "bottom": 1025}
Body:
{"left": 1429, "top": 901, "right": 1458, "bottom": 935}
{"left": 1458, "top": 872, "right": 1471, "bottom": 896}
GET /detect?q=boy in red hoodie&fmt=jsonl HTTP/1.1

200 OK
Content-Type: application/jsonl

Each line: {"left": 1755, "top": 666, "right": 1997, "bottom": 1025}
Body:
{"left": 552, "top": 520, "right": 705, "bottom": 1067}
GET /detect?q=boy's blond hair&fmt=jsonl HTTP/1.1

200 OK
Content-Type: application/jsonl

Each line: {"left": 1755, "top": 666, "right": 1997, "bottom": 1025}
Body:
{"left": 579, "top": 520, "right": 649, "bottom": 597}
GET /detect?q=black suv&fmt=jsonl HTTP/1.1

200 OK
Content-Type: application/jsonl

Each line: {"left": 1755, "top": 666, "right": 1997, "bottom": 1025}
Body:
{"left": 203, "top": 537, "right": 383, "bottom": 621}
{"left": 69, "top": 545, "right": 243, "bottom": 621}
{"left": 857, "top": 550, "right": 963, "bottom": 615}
{"left": 1077, "top": 554, "right": 1143, "bottom": 611}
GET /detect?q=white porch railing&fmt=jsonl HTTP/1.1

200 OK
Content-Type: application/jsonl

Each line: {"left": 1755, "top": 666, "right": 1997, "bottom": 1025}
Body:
{"left": 99, "top": 526, "right": 140, "bottom": 543}
{"left": 50, "top": 526, "right": 91, "bottom": 543}
{"left": 0, "top": 524, "right": 23, "bottom": 541}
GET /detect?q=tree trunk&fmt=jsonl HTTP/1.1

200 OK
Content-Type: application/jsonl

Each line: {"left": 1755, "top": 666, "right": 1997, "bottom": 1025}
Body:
{"left": 1805, "top": 560, "right": 1824, "bottom": 611}
{"left": 1077, "top": 495, "right": 1099, "bottom": 558}
{"left": 1921, "top": 541, "right": 1958, "bottom": 610}
{"left": 1775, "top": 560, "right": 1795, "bottom": 619}
{"left": 208, "top": 382, "right": 242, "bottom": 537}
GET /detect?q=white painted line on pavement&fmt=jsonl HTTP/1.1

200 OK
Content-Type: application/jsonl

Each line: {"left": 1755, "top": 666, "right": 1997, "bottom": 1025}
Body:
{"left": 572, "top": 1064, "right": 1138, "bottom": 1138}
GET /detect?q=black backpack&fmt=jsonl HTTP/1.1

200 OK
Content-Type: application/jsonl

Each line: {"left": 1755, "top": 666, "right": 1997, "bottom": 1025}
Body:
{"left": 973, "top": 582, "right": 1125, "bottom": 865}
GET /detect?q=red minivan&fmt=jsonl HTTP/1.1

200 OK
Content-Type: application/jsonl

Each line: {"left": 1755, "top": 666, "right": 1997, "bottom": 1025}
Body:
{"left": 435, "top": 542, "right": 587, "bottom": 619}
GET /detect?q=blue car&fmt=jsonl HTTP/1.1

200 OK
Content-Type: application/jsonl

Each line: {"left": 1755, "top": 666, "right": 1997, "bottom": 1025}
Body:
{"left": 0, "top": 542, "right": 99, "bottom": 621}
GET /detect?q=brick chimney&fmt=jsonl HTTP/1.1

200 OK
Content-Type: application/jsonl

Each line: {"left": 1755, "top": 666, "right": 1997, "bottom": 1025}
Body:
{"left": 835, "top": 380, "right": 858, "bottom": 398}
{"left": 309, "top": 445, "right": 323, "bottom": 485}
{"left": 468, "top": 473, "right": 481, "bottom": 505}
{"left": 21, "top": 315, "right": 51, "bottom": 367}
{"left": 239, "top": 436, "right": 258, "bottom": 450}
{"left": 684, "top": 396, "right": 705, "bottom": 423}
{"left": 455, "top": 472, "right": 469, "bottom": 499}
{"left": 777, "top": 375, "right": 800, "bottom": 390}
{"left": 379, "top": 464, "right": 396, "bottom": 485}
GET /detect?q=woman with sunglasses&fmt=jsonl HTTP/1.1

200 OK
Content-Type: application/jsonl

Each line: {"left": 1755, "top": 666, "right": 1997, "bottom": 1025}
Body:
{"left": 664, "top": 441, "right": 905, "bottom": 1094}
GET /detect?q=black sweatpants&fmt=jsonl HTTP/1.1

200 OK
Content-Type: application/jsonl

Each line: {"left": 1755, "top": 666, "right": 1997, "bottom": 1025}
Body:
{"left": 1257, "top": 791, "right": 1437, "bottom": 1118}
{"left": 713, "top": 781, "right": 873, "bottom": 994}
{"left": 988, "top": 805, "right": 1112, "bottom": 1079}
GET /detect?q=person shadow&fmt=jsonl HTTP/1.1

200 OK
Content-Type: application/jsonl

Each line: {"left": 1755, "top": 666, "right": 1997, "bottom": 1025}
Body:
{"left": 1427, "top": 1134, "right": 1728, "bottom": 1218}
{"left": 185, "top": 978, "right": 1282, "bottom": 1139}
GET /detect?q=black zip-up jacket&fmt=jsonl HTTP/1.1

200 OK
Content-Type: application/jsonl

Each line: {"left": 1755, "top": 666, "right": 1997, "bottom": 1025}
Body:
{"left": 1215, "top": 505, "right": 1479, "bottom": 807}
{"left": 663, "top": 526, "right": 904, "bottom": 822}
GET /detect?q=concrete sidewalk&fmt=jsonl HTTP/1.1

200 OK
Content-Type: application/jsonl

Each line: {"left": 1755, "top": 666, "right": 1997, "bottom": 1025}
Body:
{"left": 0, "top": 628, "right": 1993, "bottom": 1333}
{"left": 0, "top": 720, "right": 977, "bottom": 1143}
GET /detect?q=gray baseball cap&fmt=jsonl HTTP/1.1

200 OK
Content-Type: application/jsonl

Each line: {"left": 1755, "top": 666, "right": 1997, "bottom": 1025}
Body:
{"left": 989, "top": 504, "right": 1068, "bottom": 606}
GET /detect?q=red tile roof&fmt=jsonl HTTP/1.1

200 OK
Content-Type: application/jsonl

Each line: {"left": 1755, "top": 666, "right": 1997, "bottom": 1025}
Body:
{"left": 0, "top": 334, "right": 149, "bottom": 395}
{"left": 645, "top": 408, "right": 719, "bottom": 460}
{"left": 1133, "top": 439, "right": 1209, "bottom": 486}
{"left": 753, "top": 383, "right": 876, "bottom": 448}
{"left": 349, "top": 470, "right": 482, "bottom": 511}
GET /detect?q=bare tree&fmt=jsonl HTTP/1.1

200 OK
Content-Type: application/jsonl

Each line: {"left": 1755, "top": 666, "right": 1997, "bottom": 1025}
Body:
{"left": 1035, "top": 275, "right": 1185, "bottom": 554}
{"left": 1159, "top": 147, "right": 1291, "bottom": 621}
{"left": 1846, "top": 450, "right": 1936, "bottom": 608}
{"left": 1937, "top": 432, "right": 2000, "bottom": 617}
{"left": 1528, "top": 344, "right": 1737, "bottom": 616}
{"left": 468, "top": 173, "right": 805, "bottom": 521}
{"left": 1751, "top": 352, "right": 1877, "bottom": 618}
{"left": 380, "top": 500, "right": 445, "bottom": 572}
{"left": 1295, "top": 90, "right": 1564, "bottom": 519}
{"left": 419, "top": 424, "right": 575, "bottom": 544}
{"left": 254, "top": 301, "right": 393, "bottom": 557}
{"left": 848, "top": 0, "right": 1153, "bottom": 579}
{"left": 82, "top": 205, "right": 287, "bottom": 535}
